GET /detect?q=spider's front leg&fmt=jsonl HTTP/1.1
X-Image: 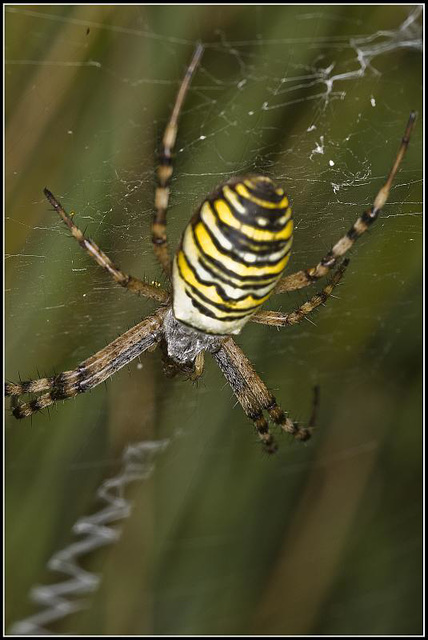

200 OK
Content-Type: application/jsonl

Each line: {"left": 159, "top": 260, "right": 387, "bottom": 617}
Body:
{"left": 6, "top": 307, "right": 167, "bottom": 419}
{"left": 212, "top": 338, "right": 315, "bottom": 453}
{"left": 274, "top": 112, "right": 416, "bottom": 295}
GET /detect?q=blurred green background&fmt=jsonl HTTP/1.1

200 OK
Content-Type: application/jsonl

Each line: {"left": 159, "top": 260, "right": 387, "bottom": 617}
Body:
{"left": 5, "top": 5, "right": 422, "bottom": 635}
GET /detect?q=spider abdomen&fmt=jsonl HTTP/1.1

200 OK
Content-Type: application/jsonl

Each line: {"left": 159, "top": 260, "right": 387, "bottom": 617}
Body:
{"left": 172, "top": 176, "right": 293, "bottom": 334}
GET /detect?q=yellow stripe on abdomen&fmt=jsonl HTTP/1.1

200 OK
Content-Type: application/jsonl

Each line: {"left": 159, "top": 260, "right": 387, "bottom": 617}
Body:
{"left": 172, "top": 175, "right": 294, "bottom": 335}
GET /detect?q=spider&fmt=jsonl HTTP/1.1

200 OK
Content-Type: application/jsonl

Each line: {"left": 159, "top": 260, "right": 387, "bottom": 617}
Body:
{"left": 5, "top": 45, "right": 415, "bottom": 454}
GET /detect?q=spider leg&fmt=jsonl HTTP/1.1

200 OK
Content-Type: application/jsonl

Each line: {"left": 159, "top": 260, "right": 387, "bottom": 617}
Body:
{"left": 152, "top": 44, "right": 204, "bottom": 277}
{"left": 274, "top": 112, "right": 416, "bottom": 294}
{"left": 212, "top": 341, "right": 278, "bottom": 454}
{"left": 212, "top": 337, "right": 312, "bottom": 453}
{"left": 251, "top": 259, "right": 348, "bottom": 327}
{"left": 43, "top": 188, "right": 169, "bottom": 304}
{"left": 6, "top": 307, "right": 167, "bottom": 419}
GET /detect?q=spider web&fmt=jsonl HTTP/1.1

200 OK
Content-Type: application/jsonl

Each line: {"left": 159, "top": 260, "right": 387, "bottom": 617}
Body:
{"left": 5, "top": 5, "right": 423, "bottom": 636}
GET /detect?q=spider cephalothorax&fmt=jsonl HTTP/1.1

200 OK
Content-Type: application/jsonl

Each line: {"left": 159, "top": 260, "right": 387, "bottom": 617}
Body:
{"left": 5, "top": 45, "right": 415, "bottom": 454}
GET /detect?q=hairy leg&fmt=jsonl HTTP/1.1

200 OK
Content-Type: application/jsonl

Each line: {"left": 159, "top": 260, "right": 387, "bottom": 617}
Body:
{"left": 212, "top": 341, "right": 278, "bottom": 453}
{"left": 152, "top": 44, "right": 204, "bottom": 276}
{"left": 6, "top": 307, "right": 167, "bottom": 419}
{"left": 251, "top": 260, "right": 348, "bottom": 327}
{"left": 44, "top": 188, "right": 169, "bottom": 303}
{"left": 212, "top": 337, "right": 315, "bottom": 453}
{"left": 274, "top": 112, "right": 416, "bottom": 294}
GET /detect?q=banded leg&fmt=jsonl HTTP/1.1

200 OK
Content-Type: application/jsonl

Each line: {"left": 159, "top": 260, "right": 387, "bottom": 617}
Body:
{"left": 6, "top": 307, "right": 167, "bottom": 419}
{"left": 43, "top": 189, "right": 169, "bottom": 303}
{"left": 212, "top": 338, "right": 314, "bottom": 453}
{"left": 152, "top": 44, "right": 204, "bottom": 276}
{"left": 251, "top": 259, "right": 348, "bottom": 327}
{"left": 274, "top": 112, "right": 416, "bottom": 294}
{"left": 213, "top": 342, "right": 278, "bottom": 454}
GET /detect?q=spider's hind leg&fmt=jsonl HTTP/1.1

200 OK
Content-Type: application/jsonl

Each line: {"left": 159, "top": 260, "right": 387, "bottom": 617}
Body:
{"left": 152, "top": 44, "right": 204, "bottom": 276}
{"left": 273, "top": 112, "right": 416, "bottom": 295}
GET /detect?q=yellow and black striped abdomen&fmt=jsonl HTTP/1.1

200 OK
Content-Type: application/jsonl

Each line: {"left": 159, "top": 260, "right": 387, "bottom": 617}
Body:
{"left": 172, "top": 176, "right": 293, "bottom": 335}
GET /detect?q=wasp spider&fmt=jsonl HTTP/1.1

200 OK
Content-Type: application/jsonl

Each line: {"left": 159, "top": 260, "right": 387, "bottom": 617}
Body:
{"left": 5, "top": 45, "right": 416, "bottom": 454}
